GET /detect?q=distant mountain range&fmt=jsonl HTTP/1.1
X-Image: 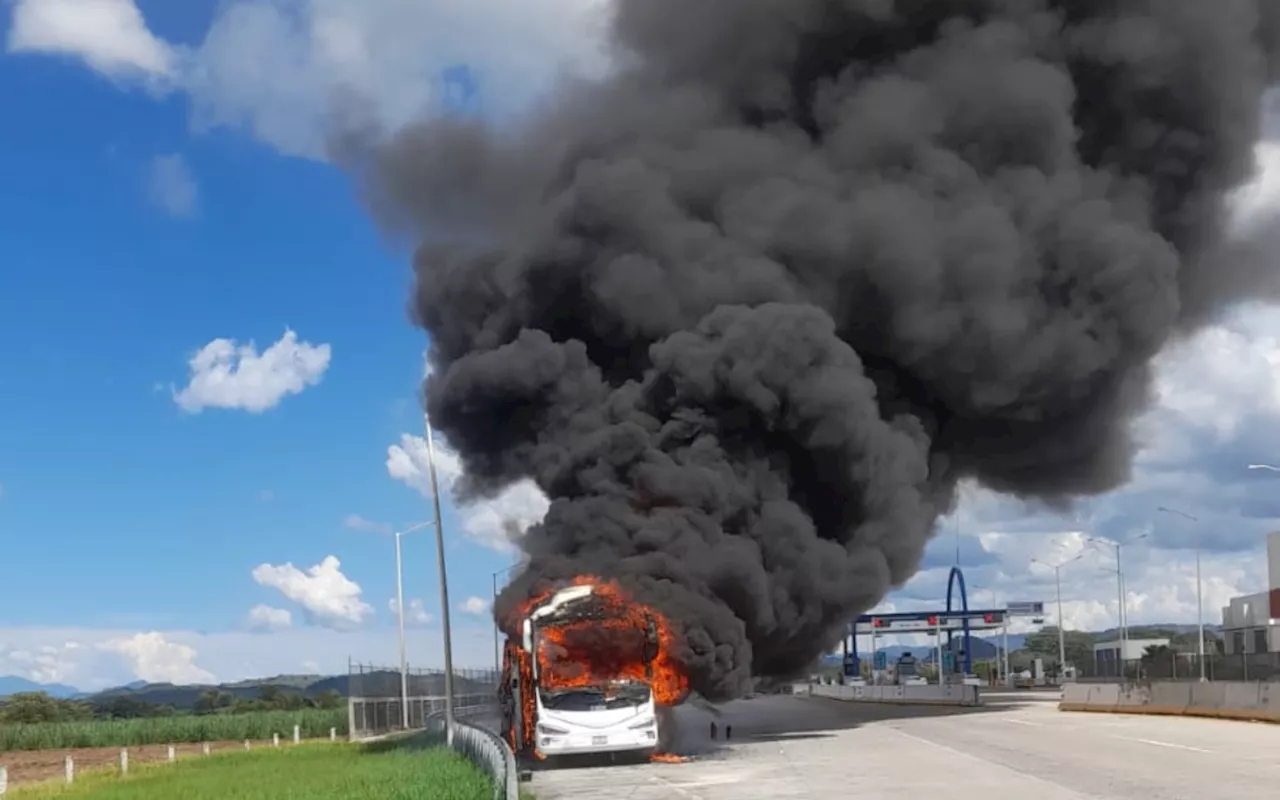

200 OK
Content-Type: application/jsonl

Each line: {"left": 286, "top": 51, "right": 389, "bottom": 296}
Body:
{"left": 0, "top": 670, "right": 494, "bottom": 709}
{"left": 0, "top": 676, "right": 84, "bottom": 699}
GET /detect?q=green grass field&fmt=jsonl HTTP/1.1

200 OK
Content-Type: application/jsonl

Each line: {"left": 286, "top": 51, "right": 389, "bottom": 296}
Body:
{"left": 10, "top": 739, "right": 496, "bottom": 800}
{"left": 0, "top": 710, "right": 348, "bottom": 751}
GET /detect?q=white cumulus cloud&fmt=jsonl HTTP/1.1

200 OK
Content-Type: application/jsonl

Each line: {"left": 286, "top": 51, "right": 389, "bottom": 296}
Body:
{"left": 0, "top": 624, "right": 499, "bottom": 690}
{"left": 252, "top": 556, "right": 373, "bottom": 630}
{"left": 245, "top": 604, "right": 293, "bottom": 632}
{"left": 6, "top": 0, "right": 610, "bottom": 159}
{"left": 146, "top": 153, "right": 199, "bottom": 218}
{"left": 1150, "top": 315, "right": 1280, "bottom": 441}
{"left": 97, "top": 632, "right": 216, "bottom": 685}
{"left": 386, "top": 432, "right": 549, "bottom": 552}
{"left": 388, "top": 597, "right": 434, "bottom": 628}
{"left": 6, "top": 0, "right": 176, "bottom": 81}
{"left": 0, "top": 642, "right": 83, "bottom": 686}
{"left": 459, "top": 596, "right": 490, "bottom": 616}
{"left": 172, "top": 328, "right": 331, "bottom": 413}
{"left": 874, "top": 302, "right": 1280, "bottom": 650}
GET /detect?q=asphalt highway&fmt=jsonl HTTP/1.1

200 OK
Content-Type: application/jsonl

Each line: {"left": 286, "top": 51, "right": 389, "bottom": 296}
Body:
{"left": 527, "top": 689, "right": 1280, "bottom": 799}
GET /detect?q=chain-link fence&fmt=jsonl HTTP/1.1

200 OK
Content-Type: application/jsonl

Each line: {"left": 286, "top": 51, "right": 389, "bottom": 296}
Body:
{"left": 1075, "top": 651, "right": 1280, "bottom": 682}
{"left": 347, "top": 662, "right": 500, "bottom": 740}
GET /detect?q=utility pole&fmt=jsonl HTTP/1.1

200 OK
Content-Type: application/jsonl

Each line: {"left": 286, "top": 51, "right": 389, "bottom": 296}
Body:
{"left": 424, "top": 414, "right": 456, "bottom": 741}
{"left": 1157, "top": 506, "right": 1205, "bottom": 681}
{"left": 1031, "top": 554, "right": 1083, "bottom": 675}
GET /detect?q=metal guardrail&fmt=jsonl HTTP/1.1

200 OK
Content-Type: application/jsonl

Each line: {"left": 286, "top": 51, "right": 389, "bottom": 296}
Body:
{"left": 348, "top": 693, "right": 493, "bottom": 740}
{"left": 453, "top": 720, "right": 520, "bottom": 800}
{"left": 425, "top": 706, "right": 519, "bottom": 800}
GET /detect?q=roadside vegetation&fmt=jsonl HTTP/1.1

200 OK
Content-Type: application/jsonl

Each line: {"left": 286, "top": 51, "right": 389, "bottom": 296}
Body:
{"left": 10, "top": 738, "right": 496, "bottom": 800}
{"left": 0, "top": 689, "right": 347, "bottom": 751}
{"left": 0, "top": 709, "right": 346, "bottom": 751}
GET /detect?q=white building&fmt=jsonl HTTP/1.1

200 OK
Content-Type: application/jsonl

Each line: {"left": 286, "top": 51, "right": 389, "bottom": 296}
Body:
{"left": 1093, "top": 637, "right": 1170, "bottom": 668}
{"left": 1220, "top": 531, "right": 1280, "bottom": 655}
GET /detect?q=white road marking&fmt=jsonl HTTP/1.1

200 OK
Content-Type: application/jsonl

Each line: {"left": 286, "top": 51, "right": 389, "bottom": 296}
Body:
{"left": 1004, "top": 718, "right": 1045, "bottom": 727}
{"left": 1124, "top": 737, "right": 1214, "bottom": 754}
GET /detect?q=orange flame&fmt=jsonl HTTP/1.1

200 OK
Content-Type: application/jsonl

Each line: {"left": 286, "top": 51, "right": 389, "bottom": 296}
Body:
{"left": 526, "top": 577, "right": 689, "bottom": 707}
{"left": 650, "top": 753, "right": 688, "bottom": 764}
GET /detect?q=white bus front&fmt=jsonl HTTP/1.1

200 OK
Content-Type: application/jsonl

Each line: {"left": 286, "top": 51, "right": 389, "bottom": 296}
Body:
{"left": 534, "top": 680, "right": 660, "bottom": 756}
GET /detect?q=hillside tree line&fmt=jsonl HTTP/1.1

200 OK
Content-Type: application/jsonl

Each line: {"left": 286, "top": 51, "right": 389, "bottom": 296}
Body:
{"left": 0, "top": 686, "right": 343, "bottom": 725}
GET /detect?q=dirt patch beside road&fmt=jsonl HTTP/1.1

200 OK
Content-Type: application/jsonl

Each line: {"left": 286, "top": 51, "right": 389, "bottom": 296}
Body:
{"left": 1, "top": 740, "right": 280, "bottom": 788}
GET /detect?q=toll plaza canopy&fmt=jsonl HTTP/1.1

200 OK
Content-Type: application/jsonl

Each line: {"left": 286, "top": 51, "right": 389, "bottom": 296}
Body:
{"left": 842, "top": 567, "right": 1043, "bottom": 675}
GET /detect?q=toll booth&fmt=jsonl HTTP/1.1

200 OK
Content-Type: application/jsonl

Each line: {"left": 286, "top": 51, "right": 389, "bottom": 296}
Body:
{"left": 894, "top": 652, "right": 925, "bottom": 686}
{"left": 842, "top": 567, "right": 1045, "bottom": 688}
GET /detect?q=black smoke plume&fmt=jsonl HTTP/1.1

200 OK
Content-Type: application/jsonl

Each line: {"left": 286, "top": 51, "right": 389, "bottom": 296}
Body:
{"left": 351, "top": 0, "right": 1280, "bottom": 701}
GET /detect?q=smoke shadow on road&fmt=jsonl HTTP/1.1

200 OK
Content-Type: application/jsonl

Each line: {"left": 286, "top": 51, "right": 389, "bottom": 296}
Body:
{"left": 676, "top": 694, "right": 1014, "bottom": 755}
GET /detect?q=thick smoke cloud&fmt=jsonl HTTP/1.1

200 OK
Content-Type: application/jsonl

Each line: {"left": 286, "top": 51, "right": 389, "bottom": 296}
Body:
{"left": 352, "top": 0, "right": 1280, "bottom": 701}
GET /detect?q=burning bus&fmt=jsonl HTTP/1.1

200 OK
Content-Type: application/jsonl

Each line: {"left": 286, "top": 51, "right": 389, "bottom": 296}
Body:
{"left": 499, "top": 579, "right": 688, "bottom": 761}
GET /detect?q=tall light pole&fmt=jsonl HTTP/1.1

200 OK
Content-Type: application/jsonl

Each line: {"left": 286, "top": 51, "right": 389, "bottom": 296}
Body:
{"left": 392, "top": 520, "right": 434, "bottom": 729}
{"left": 424, "top": 413, "right": 456, "bottom": 740}
{"left": 1031, "top": 554, "right": 1083, "bottom": 673}
{"left": 1157, "top": 506, "right": 1205, "bottom": 681}
{"left": 1087, "top": 532, "right": 1148, "bottom": 654}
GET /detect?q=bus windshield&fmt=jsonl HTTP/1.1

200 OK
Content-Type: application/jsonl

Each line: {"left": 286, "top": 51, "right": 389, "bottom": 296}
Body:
{"left": 539, "top": 682, "right": 652, "bottom": 711}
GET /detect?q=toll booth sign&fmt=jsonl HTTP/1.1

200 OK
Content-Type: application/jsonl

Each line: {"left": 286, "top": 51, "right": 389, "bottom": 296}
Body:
{"left": 1008, "top": 601, "right": 1045, "bottom": 616}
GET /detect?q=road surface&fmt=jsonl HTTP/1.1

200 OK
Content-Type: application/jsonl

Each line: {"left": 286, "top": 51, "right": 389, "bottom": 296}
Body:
{"left": 527, "top": 689, "right": 1280, "bottom": 799}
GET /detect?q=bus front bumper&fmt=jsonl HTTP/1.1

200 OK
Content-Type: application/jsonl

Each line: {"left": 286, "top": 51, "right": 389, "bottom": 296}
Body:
{"left": 536, "top": 723, "right": 659, "bottom": 756}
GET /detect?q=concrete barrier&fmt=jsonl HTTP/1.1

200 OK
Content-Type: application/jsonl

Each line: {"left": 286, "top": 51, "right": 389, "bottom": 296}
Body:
{"left": 808, "top": 682, "right": 980, "bottom": 707}
{"left": 1059, "top": 681, "right": 1280, "bottom": 723}
{"left": 1114, "top": 683, "right": 1151, "bottom": 712}
{"left": 1059, "top": 682, "right": 1120, "bottom": 712}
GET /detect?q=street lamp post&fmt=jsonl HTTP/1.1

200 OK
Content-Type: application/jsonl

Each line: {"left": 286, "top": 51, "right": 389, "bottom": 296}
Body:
{"left": 492, "top": 570, "right": 500, "bottom": 677}
{"left": 1157, "top": 506, "right": 1205, "bottom": 681}
{"left": 424, "top": 414, "right": 456, "bottom": 741}
{"left": 1031, "top": 554, "right": 1083, "bottom": 674}
{"left": 1087, "top": 533, "right": 1148, "bottom": 655}
{"left": 392, "top": 520, "right": 434, "bottom": 729}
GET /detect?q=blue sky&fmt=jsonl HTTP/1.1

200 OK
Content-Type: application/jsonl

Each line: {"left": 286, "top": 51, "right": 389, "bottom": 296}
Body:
{"left": 2, "top": 0, "right": 1280, "bottom": 691}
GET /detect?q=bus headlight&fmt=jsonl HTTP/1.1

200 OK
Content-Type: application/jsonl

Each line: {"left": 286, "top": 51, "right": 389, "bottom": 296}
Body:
{"left": 628, "top": 716, "right": 656, "bottom": 730}
{"left": 537, "top": 724, "right": 569, "bottom": 736}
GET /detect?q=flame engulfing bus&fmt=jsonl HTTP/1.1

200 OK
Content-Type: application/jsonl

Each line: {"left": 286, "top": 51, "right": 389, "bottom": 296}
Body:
{"left": 499, "top": 580, "right": 687, "bottom": 760}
